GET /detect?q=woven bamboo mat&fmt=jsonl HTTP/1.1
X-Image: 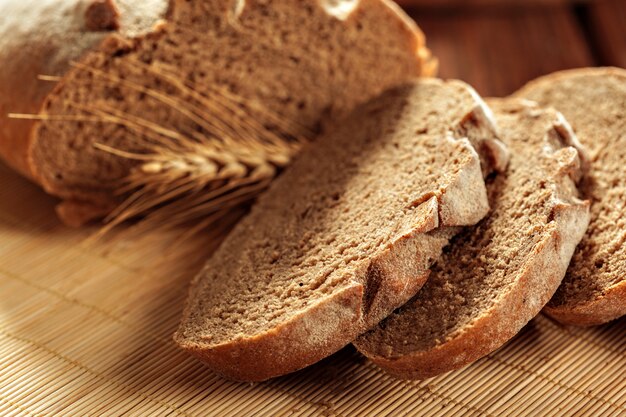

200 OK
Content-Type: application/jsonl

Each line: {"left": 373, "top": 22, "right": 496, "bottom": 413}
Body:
{"left": 0, "top": 159, "right": 624, "bottom": 417}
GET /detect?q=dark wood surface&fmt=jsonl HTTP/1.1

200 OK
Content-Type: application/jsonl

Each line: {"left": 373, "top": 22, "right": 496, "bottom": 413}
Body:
{"left": 406, "top": 0, "right": 625, "bottom": 96}
{"left": 588, "top": 0, "right": 626, "bottom": 68}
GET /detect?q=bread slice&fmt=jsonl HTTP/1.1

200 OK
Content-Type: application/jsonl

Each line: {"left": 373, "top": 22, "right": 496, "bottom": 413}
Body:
{"left": 515, "top": 67, "right": 626, "bottom": 326}
{"left": 0, "top": 0, "right": 168, "bottom": 182}
{"left": 354, "top": 98, "right": 590, "bottom": 380}
{"left": 0, "top": 0, "right": 435, "bottom": 226}
{"left": 174, "top": 79, "right": 509, "bottom": 382}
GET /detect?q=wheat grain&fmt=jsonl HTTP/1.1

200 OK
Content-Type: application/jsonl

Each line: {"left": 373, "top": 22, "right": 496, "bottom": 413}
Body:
{"left": 89, "top": 138, "right": 293, "bottom": 237}
{"left": 20, "top": 59, "right": 311, "bottom": 237}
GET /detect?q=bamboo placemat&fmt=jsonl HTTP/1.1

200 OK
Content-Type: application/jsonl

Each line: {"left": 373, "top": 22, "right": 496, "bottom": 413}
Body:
{"left": 0, "top": 162, "right": 624, "bottom": 417}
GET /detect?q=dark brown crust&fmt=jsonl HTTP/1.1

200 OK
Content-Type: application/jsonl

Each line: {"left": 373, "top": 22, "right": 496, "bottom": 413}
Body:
{"left": 514, "top": 67, "right": 626, "bottom": 326}
{"left": 513, "top": 67, "right": 626, "bottom": 101}
{"left": 354, "top": 100, "right": 590, "bottom": 379}
{"left": 543, "top": 283, "right": 626, "bottom": 326}
{"left": 179, "top": 284, "right": 364, "bottom": 381}
{"left": 359, "top": 201, "right": 590, "bottom": 379}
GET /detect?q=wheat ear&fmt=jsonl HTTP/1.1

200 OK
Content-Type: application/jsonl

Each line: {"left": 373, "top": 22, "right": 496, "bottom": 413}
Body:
{"left": 22, "top": 58, "right": 311, "bottom": 236}
{"left": 89, "top": 58, "right": 309, "bottom": 235}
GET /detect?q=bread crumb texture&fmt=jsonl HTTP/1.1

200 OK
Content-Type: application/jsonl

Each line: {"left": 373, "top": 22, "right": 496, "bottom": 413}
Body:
{"left": 30, "top": 0, "right": 430, "bottom": 204}
{"left": 516, "top": 68, "right": 626, "bottom": 325}
{"left": 175, "top": 79, "right": 506, "bottom": 381}
{"left": 355, "top": 98, "right": 589, "bottom": 379}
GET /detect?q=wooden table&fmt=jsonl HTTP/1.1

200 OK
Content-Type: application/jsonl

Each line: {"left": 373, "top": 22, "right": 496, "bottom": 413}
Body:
{"left": 1, "top": 1, "right": 624, "bottom": 416}
{"left": 407, "top": 0, "right": 626, "bottom": 96}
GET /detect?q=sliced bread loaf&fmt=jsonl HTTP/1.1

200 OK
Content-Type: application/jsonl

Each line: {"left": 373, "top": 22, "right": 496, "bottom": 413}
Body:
{"left": 174, "top": 79, "right": 508, "bottom": 382}
{"left": 515, "top": 67, "right": 626, "bottom": 325}
{"left": 0, "top": 0, "right": 435, "bottom": 226}
{"left": 354, "top": 98, "right": 590, "bottom": 379}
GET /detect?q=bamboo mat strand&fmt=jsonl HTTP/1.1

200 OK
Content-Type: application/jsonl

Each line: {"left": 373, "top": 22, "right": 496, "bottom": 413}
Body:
{"left": 1, "top": 160, "right": 625, "bottom": 416}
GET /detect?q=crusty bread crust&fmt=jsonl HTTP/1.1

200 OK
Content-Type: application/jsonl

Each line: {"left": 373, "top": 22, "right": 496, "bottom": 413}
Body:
{"left": 0, "top": 0, "right": 111, "bottom": 177}
{"left": 544, "top": 284, "right": 626, "bottom": 326}
{"left": 0, "top": 0, "right": 434, "bottom": 227}
{"left": 179, "top": 235, "right": 450, "bottom": 382}
{"left": 380, "top": 0, "right": 438, "bottom": 75}
{"left": 359, "top": 203, "right": 590, "bottom": 380}
{"left": 184, "top": 283, "right": 364, "bottom": 381}
{"left": 0, "top": 0, "right": 167, "bottom": 226}
{"left": 513, "top": 67, "right": 625, "bottom": 97}
{"left": 354, "top": 99, "right": 590, "bottom": 379}
{"left": 0, "top": 0, "right": 168, "bottom": 177}
{"left": 514, "top": 67, "right": 626, "bottom": 326}
{"left": 175, "top": 79, "right": 508, "bottom": 382}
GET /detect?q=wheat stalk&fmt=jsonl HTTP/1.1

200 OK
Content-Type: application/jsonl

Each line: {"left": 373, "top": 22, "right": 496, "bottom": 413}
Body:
{"left": 93, "top": 134, "right": 295, "bottom": 235}
{"left": 20, "top": 58, "right": 311, "bottom": 237}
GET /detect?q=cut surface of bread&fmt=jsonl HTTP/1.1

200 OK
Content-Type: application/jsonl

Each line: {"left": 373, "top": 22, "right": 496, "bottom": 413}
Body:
{"left": 174, "top": 79, "right": 508, "bottom": 382}
{"left": 354, "top": 98, "right": 590, "bottom": 380}
{"left": 515, "top": 67, "right": 626, "bottom": 325}
{"left": 0, "top": 0, "right": 168, "bottom": 178}
{"left": 0, "top": 0, "right": 435, "bottom": 226}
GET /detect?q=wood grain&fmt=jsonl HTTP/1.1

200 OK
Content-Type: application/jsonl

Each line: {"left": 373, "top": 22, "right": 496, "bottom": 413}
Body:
{"left": 587, "top": 0, "right": 626, "bottom": 67}
{"left": 397, "top": 0, "right": 585, "bottom": 9}
{"left": 412, "top": 5, "right": 595, "bottom": 96}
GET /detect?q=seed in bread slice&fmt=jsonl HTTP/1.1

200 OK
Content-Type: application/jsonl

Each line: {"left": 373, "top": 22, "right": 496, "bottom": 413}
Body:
{"left": 515, "top": 67, "right": 626, "bottom": 326}
{"left": 354, "top": 98, "right": 590, "bottom": 380}
{"left": 174, "top": 79, "right": 508, "bottom": 382}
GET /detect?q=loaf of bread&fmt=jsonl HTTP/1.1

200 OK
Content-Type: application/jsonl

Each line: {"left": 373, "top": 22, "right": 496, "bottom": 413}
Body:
{"left": 354, "top": 99, "right": 589, "bottom": 379}
{"left": 174, "top": 78, "right": 509, "bottom": 382}
{"left": 0, "top": 0, "right": 169, "bottom": 223}
{"left": 515, "top": 67, "right": 626, "bottom": 326}
{"left": 0, "top": 0, "right": 435, "bottom": 226}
